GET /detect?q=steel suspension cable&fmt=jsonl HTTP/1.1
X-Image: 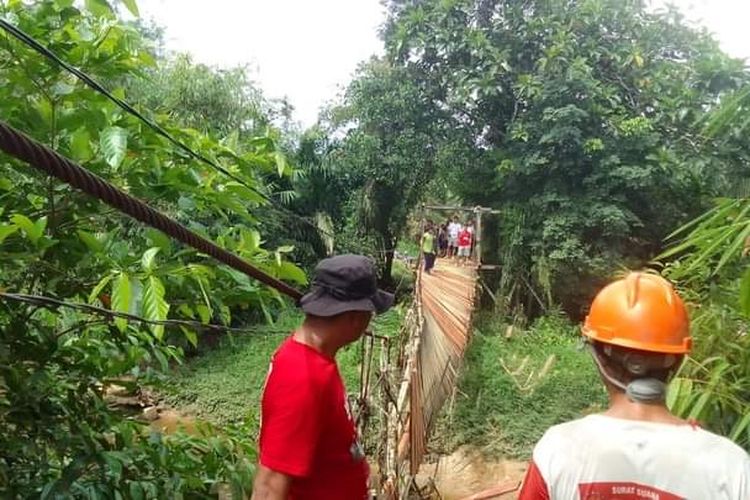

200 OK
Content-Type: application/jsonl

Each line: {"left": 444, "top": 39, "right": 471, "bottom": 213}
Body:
{"left": 0, "top": 120, "right": 303, "bottom": 301}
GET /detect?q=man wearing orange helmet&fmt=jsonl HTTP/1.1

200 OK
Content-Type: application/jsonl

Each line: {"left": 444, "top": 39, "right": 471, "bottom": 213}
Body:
{"left": 519, "top": 272, "right": 750, "bottom": 499}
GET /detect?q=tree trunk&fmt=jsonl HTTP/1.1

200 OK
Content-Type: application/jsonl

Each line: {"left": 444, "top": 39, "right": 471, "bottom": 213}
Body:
{"left": 380, "top": 233, "right": 396, "bottom": 288}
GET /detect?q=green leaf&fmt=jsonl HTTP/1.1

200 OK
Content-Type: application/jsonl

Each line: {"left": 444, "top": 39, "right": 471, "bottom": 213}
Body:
{"left": 274, "top": 151, "right": 287, "bottom": 177}
{"left": 195, "top": 304, "right": 211, "bottom": 324}
{"left": 121, "top": 0, "right": 139, "bottom": 16}
{"left": 141, "top": 247, "right": 161, "bottom": 273}
{"left": 739, "top": 267, "right": 750, "bottom": 318}
{"left": 145, "top": 228, "right": 172, "bottom": 253}
{"left": 85, "top": 0, "right": 114, "bottom": 17}
{"left": 89, "top": 274, "right": 113, "bottom": 304}
{"left": 11, "top": 214, "right": 45, "bottom": 244}
{"left": 100, "top": 127, "right": 128, "bottom": 169}
{"left": 143, "top": 276, "right": 169, "bottom": 339}
{"left": 129, "top": 482, "right": 144, "bottom": 500}
{"left": 70, "top": 128, "right": 93, "bottom": 161}
{"left": 667, "top": 377, "right": 694, "bottom": 416}
{"left": 34, "top": 216, "right": 48, "bottom": 240}
{"left": 112, "top": 273, "right": 131, "bottom": 332}
{"left": 242, "top": 229, "right": 261, "bottom": 252}
{"left": 77, "top": 230, "right": 104, "bottom": 253}
{"left": 729, "top": 412, "right": 750, "bottom": 442}
{"left": 102, "top": 452, "right": 122, "bottom": 479}
{"left": 258, "top": 296, "right": 274, "bottom": 325}
{"left": 277, "top": 261, "right": 308, "bottom": 285}
{"left": 687, "top": 390, "right": 712, "bottom": 421}
{"left": 0, "top": 224, "right": 18, "bottom": 245}
{"left": 51, "top": 82, "right": 75, "bottom": 96}
{"left": 219, "top": 305, "right": 231, "bottom": 326}
{"left": 182, "top": 326, "right": 198, "bottom": 348}
{"left": 177, "top": 304, "right": 195, "bottom": 319}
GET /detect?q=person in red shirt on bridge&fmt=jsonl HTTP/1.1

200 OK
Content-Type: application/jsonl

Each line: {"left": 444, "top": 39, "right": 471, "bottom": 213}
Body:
{"left": 457, "top": 225, "right": 472, "bottom": 265}
{"left": 518, "top": 272, "right": 750, "bottom": 499}
{"left": 252, "top": 255, "right": 394, "bottom": 500}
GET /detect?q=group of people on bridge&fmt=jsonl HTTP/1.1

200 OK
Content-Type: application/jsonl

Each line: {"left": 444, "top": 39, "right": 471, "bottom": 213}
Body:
{"left": 422, "top": 215, "right": 476, "bottom": 274}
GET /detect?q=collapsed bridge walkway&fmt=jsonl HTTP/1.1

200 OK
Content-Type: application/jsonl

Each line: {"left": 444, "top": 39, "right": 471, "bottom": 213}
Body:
{"left": 373, "top": 256, "right": 521, "bottom": 499}
{"left": 365, "top": 205, "right": 516, "bottom": 499}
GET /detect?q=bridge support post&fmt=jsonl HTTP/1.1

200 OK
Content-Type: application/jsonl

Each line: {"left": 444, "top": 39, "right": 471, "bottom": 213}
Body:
{"left": 474, "top": 207, "right": 483, "bottom": 267}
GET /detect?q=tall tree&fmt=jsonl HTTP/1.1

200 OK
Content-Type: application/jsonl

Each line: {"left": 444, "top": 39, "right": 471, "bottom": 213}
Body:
{"left": 329, "top": 59, "right": 449, "bottom": 281}
{"left": 384, "top": 0, "right": 749, "bottom": 314}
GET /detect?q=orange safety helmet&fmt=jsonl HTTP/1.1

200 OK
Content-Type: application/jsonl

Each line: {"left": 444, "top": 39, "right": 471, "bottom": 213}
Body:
{"left": 583, "top": 272, "right": 692, "bottom": 354}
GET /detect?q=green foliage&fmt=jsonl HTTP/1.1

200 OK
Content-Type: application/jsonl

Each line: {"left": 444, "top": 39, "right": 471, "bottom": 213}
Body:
{"left": 338, "top": 61, "right": 449, "bottom": 281}
{"left": 660, "top": 198, "right": 750, "bottom": 284}
{"left": 0, "top": 295, "right": 258, "bottom": 498}
{"left": 432, "top": 312, "right": 605, "bottom": 459}
{"left": 127, "top": 54, "right": 272, "bottom": 139}
{"left": 290, "top": 61, "right": 451, "bottom": 281}
{"left": 100, "top": 126, "right": 128, "bottom": 169}
{"left": 382, "top": 0, "right": 750, "bottom": 315}
{"left": 0, "top": 0, "right": 306, "bottom": 495}
{"left": 658, "top": 197, "right": 750, "bottom": 450}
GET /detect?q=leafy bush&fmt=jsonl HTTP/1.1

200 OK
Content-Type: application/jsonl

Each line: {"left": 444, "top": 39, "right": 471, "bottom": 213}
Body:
{"left": 659, "top": 198, "right": 750, "bottom": 450}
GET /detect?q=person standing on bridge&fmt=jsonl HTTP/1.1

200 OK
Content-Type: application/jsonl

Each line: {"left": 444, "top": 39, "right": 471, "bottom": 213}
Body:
{"left": 422, "top": 222, "right": 437, "bottom": 274}
{"left": 456, "top": 224, "right": 473, "bottom": 266}
{"left": 437, "top": 222, "right": 449, "bottom": 258}
{"left": 447, "top": 216, "right": 462, "bottom": 259}
{"left": 252, "top": 255, "right": 394, "bottom": 500}
{"left": 518, "top": 272, "right": 750, "bottom": 499}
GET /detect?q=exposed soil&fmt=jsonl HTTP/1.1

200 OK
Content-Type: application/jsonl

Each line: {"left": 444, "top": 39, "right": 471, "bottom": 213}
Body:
{"left": 415, "top": 446, "right": 527, "bottom": 499}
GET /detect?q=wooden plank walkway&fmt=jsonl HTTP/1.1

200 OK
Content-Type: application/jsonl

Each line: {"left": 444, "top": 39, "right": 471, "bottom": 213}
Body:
{"left": 383, "top": 259, "right": 507, "bottom": 499}
{"left": 409, "top": 259, "right": 478, "bottom": 476}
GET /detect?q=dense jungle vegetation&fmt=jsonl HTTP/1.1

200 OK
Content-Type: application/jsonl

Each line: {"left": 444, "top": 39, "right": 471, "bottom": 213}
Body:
{"left": 1, "top": 0, "right": 748, "bottom": 497}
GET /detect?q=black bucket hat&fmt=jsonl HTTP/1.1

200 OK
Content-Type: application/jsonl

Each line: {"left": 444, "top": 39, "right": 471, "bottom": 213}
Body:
{"left": 299, "top": 254, "right": 394, "bottom": 317}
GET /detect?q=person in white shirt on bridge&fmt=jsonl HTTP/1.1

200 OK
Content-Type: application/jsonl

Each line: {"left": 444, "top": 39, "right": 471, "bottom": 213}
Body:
{"left": 519, "top": 272, "right": 750, "bottom": 499}
{"left": 447, "top": 216, "right": 462, "bottom": 259}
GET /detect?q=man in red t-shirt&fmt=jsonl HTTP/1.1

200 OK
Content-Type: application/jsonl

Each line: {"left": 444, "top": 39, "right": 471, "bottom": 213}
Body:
{"left": 252, "top": 255, "right": 394, "bottom": 499}
{"left": 457, "top": 226, "right": 472, "bottom": 266}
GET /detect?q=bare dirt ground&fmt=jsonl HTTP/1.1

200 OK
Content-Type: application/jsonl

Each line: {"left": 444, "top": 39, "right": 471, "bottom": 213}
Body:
{"left": 415, "top": 446, "right": 527, "bottom": 499}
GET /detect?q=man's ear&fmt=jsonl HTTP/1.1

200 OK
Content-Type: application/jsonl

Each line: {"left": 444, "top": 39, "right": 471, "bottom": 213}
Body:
{"left": 341, "top": 310, "right": 362, "bottom": 328}
{"left": 353, "top": 310, "right": 371, "bottom": 329}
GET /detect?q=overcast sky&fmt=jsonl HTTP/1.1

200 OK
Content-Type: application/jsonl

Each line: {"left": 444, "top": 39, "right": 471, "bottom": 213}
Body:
{"left": 139, "top": 0, "right": 749, "bottom": 127}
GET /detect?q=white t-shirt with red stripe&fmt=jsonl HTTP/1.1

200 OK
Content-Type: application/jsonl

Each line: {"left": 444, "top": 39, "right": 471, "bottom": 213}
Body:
{"left": 519, "top": 414, "right": 750, "bottom": 499}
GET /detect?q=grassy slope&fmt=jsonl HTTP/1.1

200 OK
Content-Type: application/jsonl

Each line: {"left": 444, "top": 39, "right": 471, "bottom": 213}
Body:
{"left": 431, "top": 312, "right": 607, "bottom": 459}
{"left": 160, "top": 308, "right": 404, "bottom": 434}
{"left": 162, "top": 306, "right": 604, "bottom": 460}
